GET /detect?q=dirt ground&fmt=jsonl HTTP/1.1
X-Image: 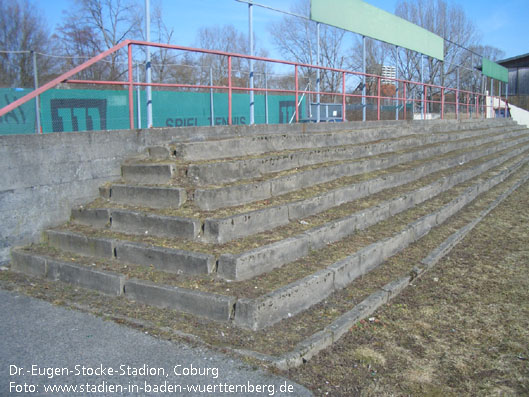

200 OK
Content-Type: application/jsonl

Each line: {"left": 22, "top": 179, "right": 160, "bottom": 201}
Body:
{"left": 283, "top": 179, "right": 529, "bottom": 396}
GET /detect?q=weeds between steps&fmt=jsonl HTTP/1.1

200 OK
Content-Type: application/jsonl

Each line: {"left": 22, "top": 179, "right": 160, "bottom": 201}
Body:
{"left": 88, "top": 131, "right": 527, "bottom": 220}
{"left": 48, "top": 149, "right": 529, "bottom": 299}
{"left": 4, "top": 160, "right": 529, "bottom": 360}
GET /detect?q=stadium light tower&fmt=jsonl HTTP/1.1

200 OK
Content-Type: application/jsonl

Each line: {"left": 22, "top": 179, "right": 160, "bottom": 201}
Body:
{"left": 145, "top": 0, "right": 153, "bottom": 128}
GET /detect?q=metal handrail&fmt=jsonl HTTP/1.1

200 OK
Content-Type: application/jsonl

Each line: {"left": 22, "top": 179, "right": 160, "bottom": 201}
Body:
{"left": 0, "top": 39, "right": 508, "bottom": 129}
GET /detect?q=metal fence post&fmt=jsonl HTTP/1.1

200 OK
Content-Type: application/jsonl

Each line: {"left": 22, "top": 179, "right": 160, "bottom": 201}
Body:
{"left": 362, "top": 36, "right": 366, "bottom": 122}
{"left": 377, "top": 76, "right": 381, "bottom": 120}
{"left": 210, "top": 67, "right": 214, "bottom": 126}
{"left": 31, "top": 50, "right": 41, "bottom": 134}
{"left": 395, "top": 46, "right": 399, "bottom": 121}
{"left": 423, "top": 84, "right": 427, "bottom": 120}
{"left": 265, "top": 63, "right": 269, "bottom": 124}
{"left": 421, "top": 54, "right": 425, "bottom": 120}
{"left": 456, "top": 67, "right": 459, "bottom": 120}
{"left": 403, "top": 83, "right": 407, "bottom": 120}
{"left": 136, "top": 63, "right": 142, "bottom": 128}
{"left": 441, "top": 87, "right": 444, "bottom": 119}
{"left": 295, "top": 65, "right": 299, "bottom": 122}
{"left": 145, "top": 0, "right": 153, "bottom": 128}
{"left": 317, "top": 22, "right": 321, "bottom": 123}
{"left": 248, "top": 0, "right": 254, "bottom": 125}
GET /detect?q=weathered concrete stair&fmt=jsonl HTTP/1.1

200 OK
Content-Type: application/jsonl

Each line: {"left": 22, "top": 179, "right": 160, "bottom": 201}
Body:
{"left": 76, "top": 125, "right": 529, "bottom": 245}
{"left": 10, "top": 119, "right": 529, "bottom": 334}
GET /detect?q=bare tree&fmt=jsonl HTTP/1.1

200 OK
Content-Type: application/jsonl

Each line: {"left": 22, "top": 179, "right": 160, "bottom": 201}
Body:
{"left": 0, "top": 0, "right": 57, "bottom": 87}
{"left": 268, "top": 0, "right": 349, "bottom": 98}
{"left": 148, "top": 2, "right": 177, "bottom": 84}
{"left": 57, "top": 0, "right": 142, "bottom": 81}
{"left": 194, "top": 25, "right": 268, "bottom": 90}
{"left": 393, "top": 0, "right": 479, "bottom": 88}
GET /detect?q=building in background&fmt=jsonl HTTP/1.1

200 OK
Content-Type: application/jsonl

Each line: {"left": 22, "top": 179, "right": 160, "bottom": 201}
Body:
{"left": 498, "top": 53, "right": 529, "bottom": 111}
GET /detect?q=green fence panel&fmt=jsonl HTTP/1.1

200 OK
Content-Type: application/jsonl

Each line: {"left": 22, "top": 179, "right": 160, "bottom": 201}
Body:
{"left": 1, "top": 88, "right": 305, "bottom": 134}
{"left": 0, "top": 88, "right": 36, "bottom": 135}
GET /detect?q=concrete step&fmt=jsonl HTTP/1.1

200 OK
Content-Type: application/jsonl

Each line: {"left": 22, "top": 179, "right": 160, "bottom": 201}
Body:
{"left": 56, "top": 142, "right": 529, "bottom": 282}
{"left": 123, "top": 122, "right": 518, "bottom": 186}
{"left": 166, "top": 119, "right": 516, "bottom": 162}
{"left": 45, "top": 229, "right": 215, "bottom": 275}
{"left": 185, "top": 124, "right": 520, "bottom": 186}
{"left": 12, "top": 154, "right": 529, "bottom": 328}
{"left": 99, "top": 185, "right": 187, "bottom": 209}
{"left": 232, "top": 157, "right": 529, "bottom": 330}
{"left": 217, "top": 146, "right": 529, "bottom": 281}
{"left": 202, "top": 135, "right": 529, "bottom": 243}
{"left": 191, "top": 129, "right": 529, "bottom": 210}
{"left": 70, "top": 208, "right": 201, "bottom": 240}
{"left": 79, "top": 133, "right": 529, "bottom": 243}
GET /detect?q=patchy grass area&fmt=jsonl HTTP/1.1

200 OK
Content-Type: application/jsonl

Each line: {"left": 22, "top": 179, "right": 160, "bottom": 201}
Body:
{"left": 284, "top": 176, "right": 529, "bottom": 396}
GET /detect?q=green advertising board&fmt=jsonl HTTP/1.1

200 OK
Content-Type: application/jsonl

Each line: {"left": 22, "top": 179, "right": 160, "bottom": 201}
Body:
{"left": 311, "top": 0, "right": 444, "bottom": 60}
{"left": 0, "top": 88, "right": 304, "bottom": 134}
{"left": 482, "top": 58, "right": 509, "bottom": 83}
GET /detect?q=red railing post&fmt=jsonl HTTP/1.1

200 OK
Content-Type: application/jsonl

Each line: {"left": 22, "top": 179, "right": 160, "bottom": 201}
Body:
{"left": 456, "top": 87, "right": 459, "bottom": 120}
{"left": 342, "top": 71, "right": 346, "bottom": 122}
{"left": 441, "top": 87, "right": 444, "bottom": 119}
{"left": 295, "top": 65, "right": 299, "bottom": 123}
{"left": 128, "top": 43, "right": 134, "bottom": 130}
{"left": 403, "top": 83, "right": 407, "bottom": 120}
{"left": 423, "top": 85, "right": 427, "bottom": 119}
{"left": 377, "top": 76, "right": 381, "bottom": 121}
{"left": 228, "top": 56, "right": 232, "bottom": 126}
{"left": 467, "top": 94, "right": 470, "bottom": 119}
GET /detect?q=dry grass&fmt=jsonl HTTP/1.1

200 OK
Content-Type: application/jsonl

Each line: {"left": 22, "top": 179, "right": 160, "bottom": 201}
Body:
{"left": 285, "top": 174, "right": 529, "bottom": 396}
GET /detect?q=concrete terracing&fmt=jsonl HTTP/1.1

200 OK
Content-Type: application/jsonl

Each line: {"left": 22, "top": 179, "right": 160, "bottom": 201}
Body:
{"left": 7, "top": 118, "right": 529, "bottom": 367}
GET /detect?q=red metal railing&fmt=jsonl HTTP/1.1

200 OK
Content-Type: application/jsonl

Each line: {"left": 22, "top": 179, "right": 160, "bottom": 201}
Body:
{"left": 0, "top": 39, "right": 509, "bottom": 130}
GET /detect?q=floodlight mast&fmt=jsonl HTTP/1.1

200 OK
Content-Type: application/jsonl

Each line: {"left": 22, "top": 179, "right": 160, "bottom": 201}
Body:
{"left": 235, "top": 0, "right": 321, "bottom": 122}
{"left": 145, "top": 0, "right": 152, "bottom": 128}
{"left": 249, "top": 1, "right": 255, "bottom": 125}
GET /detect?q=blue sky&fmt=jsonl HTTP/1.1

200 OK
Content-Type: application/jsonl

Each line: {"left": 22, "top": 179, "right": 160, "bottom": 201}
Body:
{"left": 34, "top": 0, "right": 526, "bottom": 60}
